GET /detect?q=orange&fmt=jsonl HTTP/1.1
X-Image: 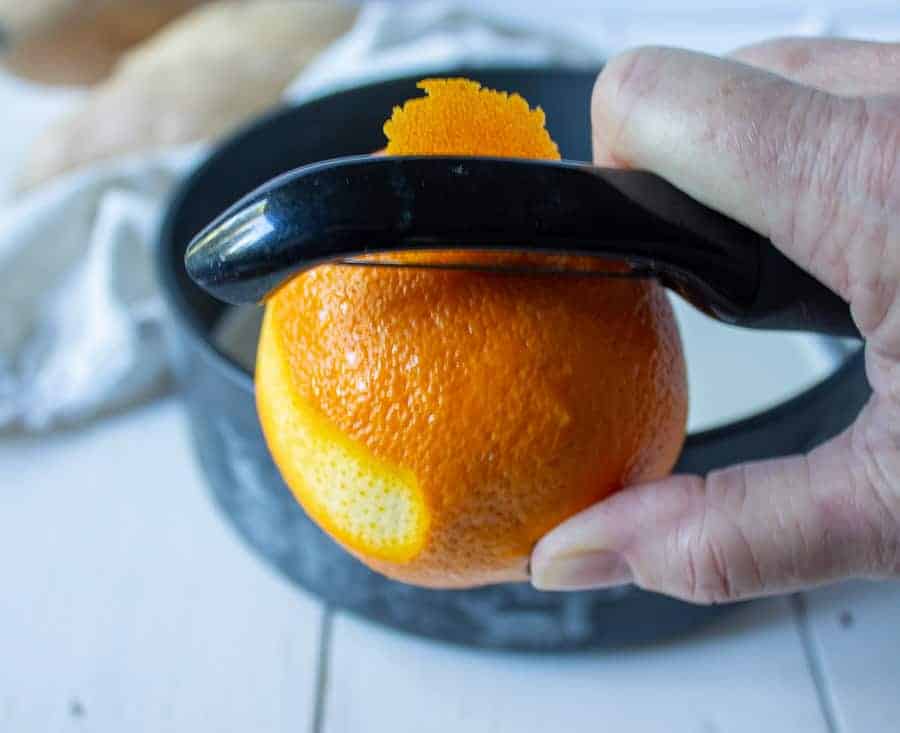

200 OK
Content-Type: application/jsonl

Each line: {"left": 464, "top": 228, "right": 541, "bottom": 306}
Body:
{"left": 256, "top": 79, "right": 688, "bottom": 588}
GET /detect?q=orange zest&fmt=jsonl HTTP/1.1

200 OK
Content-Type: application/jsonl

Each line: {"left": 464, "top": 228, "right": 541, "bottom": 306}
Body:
{"left": 384, "top": 78, "right": 560, "bottom": 159}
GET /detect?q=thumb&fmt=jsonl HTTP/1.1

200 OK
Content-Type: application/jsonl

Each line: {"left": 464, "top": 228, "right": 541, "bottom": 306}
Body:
{"left": 530, "top": 412, "right": 900, "bottom": 602}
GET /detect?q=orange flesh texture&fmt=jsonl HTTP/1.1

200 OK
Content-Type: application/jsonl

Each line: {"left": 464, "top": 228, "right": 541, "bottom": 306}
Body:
{"left": 258, "top": 78, "right": 688, "bottom": 587}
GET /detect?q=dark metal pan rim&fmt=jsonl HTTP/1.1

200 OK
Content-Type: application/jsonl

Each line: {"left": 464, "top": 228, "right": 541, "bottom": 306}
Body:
{"left": 157, "top": 66, "right": 862, "bottom": 446}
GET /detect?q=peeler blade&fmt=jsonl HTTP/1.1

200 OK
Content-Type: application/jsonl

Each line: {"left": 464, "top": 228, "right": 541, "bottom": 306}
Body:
{"left": 337, "top": 253, "right": 655, "bottom": 278}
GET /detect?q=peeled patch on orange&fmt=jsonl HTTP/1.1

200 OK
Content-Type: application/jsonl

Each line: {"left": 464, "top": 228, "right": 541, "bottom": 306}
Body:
{"left": 256, "top": 78, "right": 688, "bottom": 588}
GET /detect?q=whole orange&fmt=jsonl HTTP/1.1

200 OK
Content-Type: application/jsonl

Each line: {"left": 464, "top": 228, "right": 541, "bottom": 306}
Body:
{"left": 256, "top": 79, "right": 688, "bottom": 587}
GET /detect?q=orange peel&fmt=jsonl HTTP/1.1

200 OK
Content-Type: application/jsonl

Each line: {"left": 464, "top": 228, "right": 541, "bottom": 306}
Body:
{"left": 255, "top": 78, "right": 688, "bottom": 587}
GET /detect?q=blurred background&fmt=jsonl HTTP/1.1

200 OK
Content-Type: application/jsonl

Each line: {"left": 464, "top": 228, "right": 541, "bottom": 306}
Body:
{"left": 1, "top": 1, "right": 899, "bottom": 731}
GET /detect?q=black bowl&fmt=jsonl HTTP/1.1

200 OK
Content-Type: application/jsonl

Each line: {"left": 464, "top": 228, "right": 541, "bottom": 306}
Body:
{"left": 157, "top": 67, "right": 870, "bottom": 652}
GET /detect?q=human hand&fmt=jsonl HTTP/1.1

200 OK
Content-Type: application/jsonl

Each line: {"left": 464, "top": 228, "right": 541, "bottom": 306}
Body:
{"left": 530, "top": 38, "right": 900, "bottom": 603}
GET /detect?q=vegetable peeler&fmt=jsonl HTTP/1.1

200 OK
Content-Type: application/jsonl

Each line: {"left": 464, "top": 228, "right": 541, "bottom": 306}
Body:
{"left": 184, "top": 155, "right": 860, "bottom": 339}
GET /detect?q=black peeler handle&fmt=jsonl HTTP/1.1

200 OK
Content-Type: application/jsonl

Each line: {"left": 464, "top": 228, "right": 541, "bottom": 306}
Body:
{"left": 749, "top": 241, "right": 859, "bottom": 337}
{"left": 592, "top": 163, "right": 861, "bottom": 338}
{"left": 185, "top": 155, "right": 860, "bottom": 339}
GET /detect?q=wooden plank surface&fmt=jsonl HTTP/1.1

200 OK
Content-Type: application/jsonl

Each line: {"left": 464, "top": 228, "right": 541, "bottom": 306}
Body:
{"left": 5, "top": 399, "right": 898, "bottom": 733}
{"left": 803, "top": 581, "right": 900, "bottom": 733}
{"left": 0, "top": 401, "right": 323, "bottom": 732}
{"left": 323, "top": 598, "right": 829, "bottom": 733}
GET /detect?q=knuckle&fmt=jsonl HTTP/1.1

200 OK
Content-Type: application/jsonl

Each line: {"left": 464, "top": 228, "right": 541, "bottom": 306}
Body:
{"left": 760, "top": 92, "right": 899, "bottom": 302}
{"left": 849, "top": 410, "right": 900, "bottom": 575}
{"left": 673, "top": 467, "right": 764, "bottom": 604}
{"left": 684, "top": 534, "right": 737, "bottom": 604}
{"left": 723, "top": 79, "right": 815, "bottom": 245}
{"left": 843, "top": 99, "right": 900, "bottom": 342}
{"left": 855, "top": 98, "right": 900, "bottom": 214}
{"left": 773, "top": 89, "right": 845, "bottom": 247}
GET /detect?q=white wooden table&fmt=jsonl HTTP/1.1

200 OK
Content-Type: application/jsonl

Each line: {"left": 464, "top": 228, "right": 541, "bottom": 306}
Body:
{"left": 2, "top": 398, "right": 898, "bottom": 732}
{"left": 2, "top": 4, "right": 899, "bottom": 730}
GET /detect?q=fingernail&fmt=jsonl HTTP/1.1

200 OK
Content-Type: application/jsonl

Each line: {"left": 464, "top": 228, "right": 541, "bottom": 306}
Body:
{"left": 531, "top": 550, "right": 633, "bottom": 591}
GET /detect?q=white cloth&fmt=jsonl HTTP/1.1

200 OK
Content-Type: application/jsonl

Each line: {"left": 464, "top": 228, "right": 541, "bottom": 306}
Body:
{"left": 0, "top": 1, "right": 855, "bottom": 431}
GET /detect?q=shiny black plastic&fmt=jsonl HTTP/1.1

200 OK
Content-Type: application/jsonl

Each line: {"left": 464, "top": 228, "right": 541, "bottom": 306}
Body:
{"left": 185, "top": 156, "right": 859, "bottom": 338}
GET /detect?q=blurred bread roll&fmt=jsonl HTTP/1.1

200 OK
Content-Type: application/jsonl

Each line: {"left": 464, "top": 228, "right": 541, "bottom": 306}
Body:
{"left": 0, "top": 0, "right": 211, "bottom": 85}
{"left": 16, "top": 1, "right": 357, "bottom": 191}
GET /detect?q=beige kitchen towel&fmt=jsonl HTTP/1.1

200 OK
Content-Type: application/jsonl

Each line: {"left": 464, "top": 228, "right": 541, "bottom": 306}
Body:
{"left": 0, "top": 1, "right": 610, "bottom": 431}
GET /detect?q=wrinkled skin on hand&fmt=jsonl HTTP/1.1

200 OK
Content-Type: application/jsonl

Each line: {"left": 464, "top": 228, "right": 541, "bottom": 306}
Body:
{"left": 531, "top": 38, "right": 900, "bottom": 603}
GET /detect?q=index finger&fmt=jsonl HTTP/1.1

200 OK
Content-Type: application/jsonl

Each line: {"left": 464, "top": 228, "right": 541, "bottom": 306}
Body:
{"left": 590, "top": 46, "right": 900, "bottom": 303}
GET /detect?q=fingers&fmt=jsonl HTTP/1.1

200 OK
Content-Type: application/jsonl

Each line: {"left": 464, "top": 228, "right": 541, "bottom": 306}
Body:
{"left": 576, "top": 42, "right": 900, "bottom": 603}
{"left": 591, "top": 46, "right": 900, "bottom": 346}
{"left": 730, "top": 37, "right": 900, "bottom": 96}
{"left": 531, "top": 408, "right": 900, "bottom": 602}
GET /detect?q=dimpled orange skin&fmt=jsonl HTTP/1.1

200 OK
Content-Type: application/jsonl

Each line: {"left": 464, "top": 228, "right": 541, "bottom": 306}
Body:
{"left": 256, "top": 79, "right": 688, "bottom": 588}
